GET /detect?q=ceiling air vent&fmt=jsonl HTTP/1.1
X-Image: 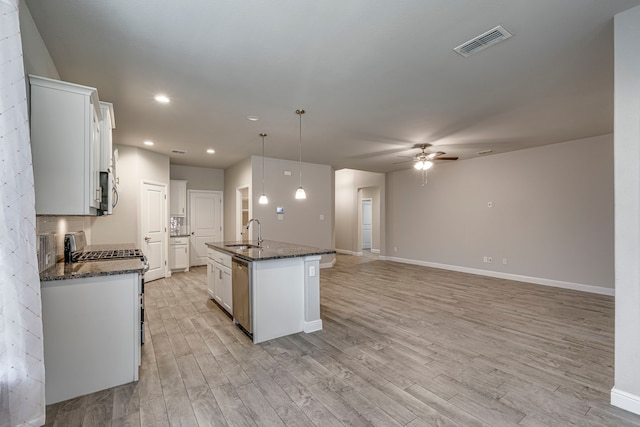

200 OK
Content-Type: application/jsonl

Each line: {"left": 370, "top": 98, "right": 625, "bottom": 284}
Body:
{"left": 171, "top": 149, "right": 187, "bottom": 155}
{"left": 454, "top": 25, "right": 512, "bottom": 57}
{"left": 477, "top": 149, "right": 493, "bottom": 156}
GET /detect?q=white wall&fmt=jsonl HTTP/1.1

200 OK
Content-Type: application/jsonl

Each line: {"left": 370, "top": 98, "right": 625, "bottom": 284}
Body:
{"left": 224, "top": 156, "right": 334, "bottom": 265}
{"left": 223, "top": 158, "right": 252, "bottom": 241}
{"left": 612, "top": 4, "right": 640, "bottom": 415}
{"left": 251, "top": 156, "right": 334, "bottom": 264}
{"left": 91, "top": 145, "right": 170, "bottom": 246}
{"left": 170, "top": 164, "right": 224, "bottom": 191}
{"left": 335, "top": 169, "right": 386, "bottom": 255}
{"left": 19, "top": 3, "right": 59, "bottom": 80}
{"left": 387, "top": 134, "right": 614, "bottom": 293}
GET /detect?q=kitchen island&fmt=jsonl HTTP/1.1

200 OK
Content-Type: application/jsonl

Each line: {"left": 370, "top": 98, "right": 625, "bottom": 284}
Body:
{"left": 206, "top": 240, "right": 335, "bottom": 344}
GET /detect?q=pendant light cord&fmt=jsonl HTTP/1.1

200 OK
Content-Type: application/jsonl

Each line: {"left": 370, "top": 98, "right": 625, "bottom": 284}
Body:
{"left": 297, "top": 109, "right": 305, "bottom": 186}
{"left": 260, "top": 133, "right": 266, "bottom": 194}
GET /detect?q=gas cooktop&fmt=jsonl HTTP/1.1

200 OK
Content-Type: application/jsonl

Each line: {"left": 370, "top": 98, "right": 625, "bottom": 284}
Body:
{"left": 72, "top": 249, "right": 144, "bottom": 262}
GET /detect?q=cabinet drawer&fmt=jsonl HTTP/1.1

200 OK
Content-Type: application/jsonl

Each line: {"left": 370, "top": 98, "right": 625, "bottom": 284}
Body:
{"left": 171, "top": 237, "right": 189, "bottom": 245}
{"left": 208, "top": 249, "right": 231, "bottom": 267}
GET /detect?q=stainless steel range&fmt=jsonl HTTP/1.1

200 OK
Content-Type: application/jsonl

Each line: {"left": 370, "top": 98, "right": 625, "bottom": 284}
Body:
{"left": 64, "top": 231, "right": 148, "bottom": 344}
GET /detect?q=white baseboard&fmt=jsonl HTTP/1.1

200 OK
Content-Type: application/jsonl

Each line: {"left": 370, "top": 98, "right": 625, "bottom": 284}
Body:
{"left": 335, "top": 248, "right": 363, "bottom": 256}
{"left": 612, "top": 388, "right": 640, "bottom": 415}
{"left": 371, "top": 248, "right": 380, "bottom": 254}
{"left": 303, "top": 319, "right": 323, "bottom": 333}
{"left": 385, "top": 256, "right": 614, "bottom": 296}
{"left": 320, "top": 258, "right": 336, "bottom": 269}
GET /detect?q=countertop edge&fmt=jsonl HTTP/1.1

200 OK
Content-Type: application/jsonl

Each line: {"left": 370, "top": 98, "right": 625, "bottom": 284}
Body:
{"left": 206, "top": 240, "right": 335, "bottom": 262}
{"left": 40, "top": 260, "right": 145, "bottom": 282}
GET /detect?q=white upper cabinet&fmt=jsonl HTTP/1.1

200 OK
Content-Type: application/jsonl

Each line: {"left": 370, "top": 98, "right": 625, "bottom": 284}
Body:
{"left": 29, "top": 75, "right": 104, "bottom": 215}
{"left": 99, "top": 102, "right": 115, "bottom": 172}
{"left": 170, "top": 180, "right": 187, "bottom": 217}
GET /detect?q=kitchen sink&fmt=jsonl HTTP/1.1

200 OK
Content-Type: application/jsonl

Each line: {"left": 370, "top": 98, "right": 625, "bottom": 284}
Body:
{"left": 225, "top": 244, "right": 260, "bottom": 250}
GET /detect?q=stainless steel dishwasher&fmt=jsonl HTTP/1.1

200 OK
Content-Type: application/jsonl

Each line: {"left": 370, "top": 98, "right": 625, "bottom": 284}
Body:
{"left": 232, "top": 257, "right": 252, "bottom": 335}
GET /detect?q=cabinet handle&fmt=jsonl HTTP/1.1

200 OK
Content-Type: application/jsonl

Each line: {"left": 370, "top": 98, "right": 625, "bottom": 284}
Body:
{"left": 219, "top": 269, "right": 222, "bottom": 280}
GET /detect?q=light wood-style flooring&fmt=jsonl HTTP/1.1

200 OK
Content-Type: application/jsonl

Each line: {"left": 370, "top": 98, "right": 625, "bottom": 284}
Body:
{"left": 43, "top": 255, "right": 640, "bottom": 426}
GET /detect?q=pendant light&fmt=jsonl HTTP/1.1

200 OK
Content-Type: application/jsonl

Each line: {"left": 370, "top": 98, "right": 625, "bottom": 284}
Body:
{"left": 295, "top": 109, "right": 307, "bottom": 200}
{"left": 258, "top": 133, "right": 268, "bottom": 205}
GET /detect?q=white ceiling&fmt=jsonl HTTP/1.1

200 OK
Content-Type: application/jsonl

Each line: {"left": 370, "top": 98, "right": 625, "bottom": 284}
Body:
{"left": 25, "top": 0, "right": 640, "bottom": 173}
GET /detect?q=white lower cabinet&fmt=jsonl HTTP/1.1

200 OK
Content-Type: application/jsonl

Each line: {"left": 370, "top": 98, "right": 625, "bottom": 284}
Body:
{"left": 40, "top": 273, "right": 141, "bottom": 404}
{"left": 169, "top": 237, "right": 189, "bottom": 271}
{"left": 207, "top": 249, "right": 232, "bottom": 314}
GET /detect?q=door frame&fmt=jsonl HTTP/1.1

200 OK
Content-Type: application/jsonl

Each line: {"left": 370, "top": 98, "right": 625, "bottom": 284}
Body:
{"left": 140, "top": 180, "right": 168, "bottom": 280}
{"left": 236, "top": 185, "right": 250, "bottom": 241}
{"left": 188, "top": 189, "right": 223, "bottom": 266}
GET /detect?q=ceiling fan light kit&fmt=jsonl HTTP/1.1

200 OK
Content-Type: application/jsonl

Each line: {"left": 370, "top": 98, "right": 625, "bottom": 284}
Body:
{"left": 414, "top": 159, "right": 433, "bottom": 171}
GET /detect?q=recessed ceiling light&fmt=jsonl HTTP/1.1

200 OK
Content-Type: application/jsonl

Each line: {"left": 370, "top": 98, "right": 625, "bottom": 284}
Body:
{"left": 154, "top": 94, "right": 170, "bottom": 103}
{"left": 206, "top": 149, "right": 215, "bottom": 154}
{"left": 247, "top": 115, "right": 260, "bottom": 122}
{"left": 144, "top": 140, "right": 154, "bottom": 146}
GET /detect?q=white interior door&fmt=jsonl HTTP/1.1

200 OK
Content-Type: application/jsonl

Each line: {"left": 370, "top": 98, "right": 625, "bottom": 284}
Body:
{"left": 361, "top": 199, "right": 372, "bottom": 250}
{"left": 142, "top": 182, "right": 167, "bottom": 282}
{"left": 189, "top": 190, "right": 223, "bottom": 266}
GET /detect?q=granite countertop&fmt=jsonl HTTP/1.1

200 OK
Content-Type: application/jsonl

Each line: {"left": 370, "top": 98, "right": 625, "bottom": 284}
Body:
{"left": 40, "top": 259, "right": 146, "bottom": 281}
{"left": 40, "top": 243, "right": 146, "bottom": 282}
{"left": 206, "top": 240, "right": 335, "bottom": 262}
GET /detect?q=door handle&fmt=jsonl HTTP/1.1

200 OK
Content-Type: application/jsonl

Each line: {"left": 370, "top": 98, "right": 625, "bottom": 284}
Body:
{"left": 144, "top": 236, "right": 151, "bottom": 242}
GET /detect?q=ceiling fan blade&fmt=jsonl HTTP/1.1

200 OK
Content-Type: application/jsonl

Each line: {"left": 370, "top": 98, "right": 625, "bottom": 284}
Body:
{"left": 392, "top": 159, "right": 412, "bottom": 164}
{"left": 434, "top": 156, "right": 458, "bottom": 161}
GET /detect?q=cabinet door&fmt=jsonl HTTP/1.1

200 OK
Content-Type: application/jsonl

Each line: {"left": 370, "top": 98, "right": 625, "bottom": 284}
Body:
{"left": 170, "top": 180, "right": 187, "bottom": 217}
{"left": 207, "top": 261, "right": 215, "bottom": 300}
{"left": 99, "top": 102, "right": 114, "bottom": 171}
{"left": 89, "top": 108, "right": 101, "bottom": 209}
{"left": 29, "top": 75, "right": 102, "bottom": 215}
{"left": 213, "top": 263, "right": 223, "bottom": 305}
{"left": 221, "top": 265, "right": 232, "bottom": 314}
{"left": 170, "top": 244, "right": 188, "bottom": 270}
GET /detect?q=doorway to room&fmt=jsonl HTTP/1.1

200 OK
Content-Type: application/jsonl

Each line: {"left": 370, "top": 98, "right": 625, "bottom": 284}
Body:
{"left": 188, "top": 190, "right": 223, "bottom": 266}
{"left": 357, "top": 187, "right": 381, "bottom": 256}
{"left": 361, "top": 198, "right": 372, "bottom": 250}
{"left": 141, "top": 181, "right": 167, "bottom": 281}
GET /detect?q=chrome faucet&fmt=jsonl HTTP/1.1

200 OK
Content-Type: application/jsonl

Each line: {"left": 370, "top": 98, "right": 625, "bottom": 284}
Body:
{"left": 246, "top": 218, "right": 263, "bottom": 246}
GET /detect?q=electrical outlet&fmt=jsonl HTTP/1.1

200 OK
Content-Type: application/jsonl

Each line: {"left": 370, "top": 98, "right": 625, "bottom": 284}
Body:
{"left": 488, "top": 257, "right": 493, "bottom": 263}
{"left": 488, "top": 201, "right": 493, "bottom": 208}
{"left": 309, "top": 266, "right": 316, "bottom": 277}
{"left": 394, "top": 246, "right": 398, "bottom": 252}
{"left": 503, "top": 258, "right": 508, "bottom": 265}
{"left": 483, "top": 256, "right": 488, "bottom": 263}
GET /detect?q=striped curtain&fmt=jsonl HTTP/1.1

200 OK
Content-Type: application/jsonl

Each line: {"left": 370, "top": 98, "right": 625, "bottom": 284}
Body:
{"left": 0, "top": 1, "right": 46, "bottom": 426}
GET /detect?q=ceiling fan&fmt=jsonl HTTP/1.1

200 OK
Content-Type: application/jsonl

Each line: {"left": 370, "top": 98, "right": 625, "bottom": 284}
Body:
{"left": 395, "top": 144, "right": 459, "bottom": 170}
